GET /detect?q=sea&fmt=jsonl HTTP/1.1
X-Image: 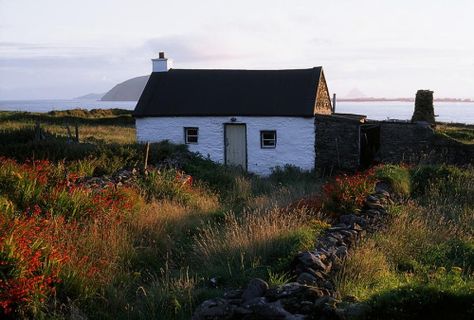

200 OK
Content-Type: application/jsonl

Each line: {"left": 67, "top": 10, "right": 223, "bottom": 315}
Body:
{"left": 1, "top": 99, "right": 474, "bottom": 124}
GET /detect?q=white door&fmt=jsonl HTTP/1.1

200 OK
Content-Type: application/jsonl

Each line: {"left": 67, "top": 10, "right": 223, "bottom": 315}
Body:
{"left": 225, "top": 124, "right": 247, "bottom": 169}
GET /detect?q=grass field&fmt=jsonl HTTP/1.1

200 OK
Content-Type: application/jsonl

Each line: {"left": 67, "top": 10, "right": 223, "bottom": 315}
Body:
{"left": 0, "top": 110, "right": 473, "bottom": 319}
{"left": 437, "top": 123, "right": 474, "bottom": 144}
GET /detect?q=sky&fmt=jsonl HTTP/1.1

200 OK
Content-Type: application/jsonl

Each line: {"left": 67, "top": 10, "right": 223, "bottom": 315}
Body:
{"left": 0, "top": 0, "right": 473, "bottom": 100}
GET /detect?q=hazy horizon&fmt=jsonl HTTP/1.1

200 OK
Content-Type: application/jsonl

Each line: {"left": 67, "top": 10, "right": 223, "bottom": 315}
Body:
{"left": 1, "top": 0, "right": 473, "bottom": 100}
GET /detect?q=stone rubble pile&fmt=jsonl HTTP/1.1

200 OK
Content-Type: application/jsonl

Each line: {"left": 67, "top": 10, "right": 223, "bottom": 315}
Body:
{"left": 77, "top": 168, "right": 139, "bottom": 189}
{"left": 193, "top": 184, "right": 392, "bottom": 320}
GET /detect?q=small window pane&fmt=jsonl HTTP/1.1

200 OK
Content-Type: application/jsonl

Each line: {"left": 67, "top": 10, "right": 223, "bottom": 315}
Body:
{"left": 187, "top": 135, "right": 198, "bottom": 143}
{"left": 262, "top": 132, "right": 274, "bottom": 140}
{"left": 187, "top": 128, "right": 198, "bottom": 136}
{"left": 185, "top": 127, "right": 198, "bottom": 144}
{"left": 263, "top": 139, "right": 275, "bottom": 146}
{"left": 260, "top": 131, "right": 276, "bottom": 148}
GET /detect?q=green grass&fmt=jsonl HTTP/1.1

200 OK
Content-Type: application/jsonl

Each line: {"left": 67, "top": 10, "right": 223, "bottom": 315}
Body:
{"left": 437, "top": 123, "right": 474, "bottom": 144}
{"left": 374, "top": 164, "right": 411, "bottom": 198}
{"left": 0, "top": 109, "right": 135, "bottom": 144}
{"left": 365, "top": 284, "right": 474, "bottom": 320}
{"left": 3, "top": 110, "right": 473, "bottom": 320}
{"left": 0, "top": 110, "right": 328, "bottom": 319}
{"left": 336, "top": 164, "right": 474, "bottom": 319}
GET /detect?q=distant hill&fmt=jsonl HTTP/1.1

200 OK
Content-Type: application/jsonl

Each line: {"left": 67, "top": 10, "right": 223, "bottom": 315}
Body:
{"left": 75, "top": 93, "right": 105, "bottom": 100}
{"left": 344, "top": 88, "right": 367, "bottom": 99}
{"left": 101, "top": 76, "right": 149, "bottom": 101}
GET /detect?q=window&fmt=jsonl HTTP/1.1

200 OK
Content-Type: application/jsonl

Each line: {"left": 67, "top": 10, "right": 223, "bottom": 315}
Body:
{"left": 184, "top": 127, "right": 198, "bottom": 144}
{"left": 260, "top": 130, "right": 276, "bottom": 148}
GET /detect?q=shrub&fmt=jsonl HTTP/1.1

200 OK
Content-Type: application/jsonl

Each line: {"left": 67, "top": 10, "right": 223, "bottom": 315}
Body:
{"left": 0, "top": 158, "right": 139, "bottom": 220}
{"left": 0, "top": 213, "right": 69, "bottom": 317}
{"left": 322, "top": 169, "right": 376, "bottom": 214}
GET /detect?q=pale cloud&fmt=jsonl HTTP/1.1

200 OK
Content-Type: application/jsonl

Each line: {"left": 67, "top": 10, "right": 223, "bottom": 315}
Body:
{"left": 0, "top": 0, "right": 473, "bottom": 99}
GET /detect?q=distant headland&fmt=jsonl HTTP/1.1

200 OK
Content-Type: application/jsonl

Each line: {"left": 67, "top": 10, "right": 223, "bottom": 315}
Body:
{"left": 76, "top": 75, "right": 473, "bottom": 103}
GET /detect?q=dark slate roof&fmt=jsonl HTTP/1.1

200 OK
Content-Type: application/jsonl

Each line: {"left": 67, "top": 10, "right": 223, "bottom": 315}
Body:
{"left": 134, "top": 68, "right": 323, "bottom": 117}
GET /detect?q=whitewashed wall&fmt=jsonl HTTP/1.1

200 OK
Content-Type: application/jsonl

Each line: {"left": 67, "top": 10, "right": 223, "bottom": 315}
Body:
{"left": 136, "top": 116, "right": 315, "bottom": 175}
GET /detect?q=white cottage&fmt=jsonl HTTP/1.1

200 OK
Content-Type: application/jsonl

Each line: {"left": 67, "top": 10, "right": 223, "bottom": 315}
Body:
{"left": 134, "top": 52, "right": 333, "bottom": 175}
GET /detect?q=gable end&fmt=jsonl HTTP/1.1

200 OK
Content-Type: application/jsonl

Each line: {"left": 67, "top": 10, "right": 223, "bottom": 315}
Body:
{"left": 314, "top": 70, "right": 332, "bottom": 115}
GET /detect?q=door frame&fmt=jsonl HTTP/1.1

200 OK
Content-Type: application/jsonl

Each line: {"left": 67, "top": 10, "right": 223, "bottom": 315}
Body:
{"left": 223, "top": 123, "right": 248, "bottom": 170}
{"left": 359, "top": 124, "right": 381, "bottom": 168}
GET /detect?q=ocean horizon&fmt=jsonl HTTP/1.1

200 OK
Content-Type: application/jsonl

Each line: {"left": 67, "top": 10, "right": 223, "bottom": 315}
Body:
{"left": 1, "top": 99, "right": 474, "bottom": 124}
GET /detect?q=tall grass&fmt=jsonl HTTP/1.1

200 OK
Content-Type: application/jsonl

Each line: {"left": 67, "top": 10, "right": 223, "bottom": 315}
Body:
{"left": 193, "top": 207, "right": 326, "bottom": 285}
{"left": 335, "top": 165, "right": 474, "bottom": 318}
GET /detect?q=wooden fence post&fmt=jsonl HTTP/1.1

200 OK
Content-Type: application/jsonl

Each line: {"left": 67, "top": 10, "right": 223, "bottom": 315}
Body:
{"left": 66, "top": 125, "right": 73, "bottom": 142}
{"left": 34, "top": 121, "right": 41, "bottom": 141}
{"left": 143, "top": 142, "right": 150, "bottom": 171}
{"left": 74, "top": 123, "right": 79, "bottom": 143}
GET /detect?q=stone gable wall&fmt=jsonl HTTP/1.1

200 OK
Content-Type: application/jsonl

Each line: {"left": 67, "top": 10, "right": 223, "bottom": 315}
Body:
{"left": 314, "top": 73, "right": 332, "bottom": 115}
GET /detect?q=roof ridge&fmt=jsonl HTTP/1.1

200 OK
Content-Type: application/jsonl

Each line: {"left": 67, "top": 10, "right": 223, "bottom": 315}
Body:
{"left": 164, "top": 67, "right": 322, "bottom": 72}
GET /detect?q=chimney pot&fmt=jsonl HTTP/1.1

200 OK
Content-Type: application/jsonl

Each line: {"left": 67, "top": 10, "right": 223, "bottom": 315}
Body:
{"left": 159, "top": 52, "right": 165, "bottom": 59}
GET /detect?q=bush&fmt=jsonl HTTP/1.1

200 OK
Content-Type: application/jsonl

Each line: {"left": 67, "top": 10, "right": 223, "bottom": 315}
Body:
{"left": 0, "top": 214, "right": 69, "bottom": 317}
{"left": 322, "top": 169, "right": 376, "bottom": 214}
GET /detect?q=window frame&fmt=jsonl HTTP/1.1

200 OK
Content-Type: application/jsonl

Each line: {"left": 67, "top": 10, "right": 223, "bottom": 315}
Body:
{"left": 260, "top": 130, "right": 277, "bottom": 149}
{"left": 184, "top": 127, "right": 199, "bottom": 144}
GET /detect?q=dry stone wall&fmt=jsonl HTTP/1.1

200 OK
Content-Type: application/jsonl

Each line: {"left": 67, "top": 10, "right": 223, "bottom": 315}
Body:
{"left": 376, "top": 121, "right": 474, "bottom": 165}
{"left": 192, "top": 184, "right": 392, "bottom": 320}
{"left": 376, "top": 121, "right": 434, "bottom": 163}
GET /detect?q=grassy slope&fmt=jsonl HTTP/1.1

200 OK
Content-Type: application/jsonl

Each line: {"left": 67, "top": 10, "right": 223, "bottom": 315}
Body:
{"left": 336, "top": 164, "right": 474, "bottom": 319}
{"left": 0, "top": 110, "right": 327, "bottom": 319}
{"left": 436, "top": 122, "right": 474, "bottom": 144}
{"left": 0, "top": 109, "right": 136, "bottom": 144}
{"left": 1, "top": 111, "right": 472, "bottom": 319}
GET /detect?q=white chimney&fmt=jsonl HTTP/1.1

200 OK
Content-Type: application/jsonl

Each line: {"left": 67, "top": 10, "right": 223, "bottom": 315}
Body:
{"left": 151, "top": 51, "right": 172, "bottom": 72}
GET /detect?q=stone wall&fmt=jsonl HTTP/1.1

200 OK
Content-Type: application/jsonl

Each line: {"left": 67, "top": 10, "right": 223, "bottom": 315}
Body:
{"left": 192, "top": 185, "right": 392, "bottom": 320}
{"left": 315, "top": 115, "right": 361, "bottom": 171}
{"left": 376, "top": 121, "right": 474, "bottom": 165}
{"left": 376, "top": 121, "right": 434, "bottom": 163}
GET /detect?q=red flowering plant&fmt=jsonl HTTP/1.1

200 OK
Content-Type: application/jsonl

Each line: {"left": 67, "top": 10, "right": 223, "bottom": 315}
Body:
{"left": 0, "top": 209, "right": 69, "bottom": 317}
{"left": 0, "top": 157, "right": 142, "bottom": 316}
{"left": 0, "top": 157, "right": 139, "bottom": 221}
{"left": 322, "top": 169, "right": 377, "bottom": 214}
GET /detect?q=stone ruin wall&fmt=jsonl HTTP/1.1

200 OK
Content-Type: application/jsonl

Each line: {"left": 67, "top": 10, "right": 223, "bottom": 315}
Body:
{"left": 376, "top": 121, "right": 474, "bottom": 165}
{"left": 376, "top": 122, "right": 434, "bottom": 163}
{"left": 315, "top": 116, "right": 474, "bottom": 172}
{"left": 315, "top": 115, "right": 360, "bottom": 171}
